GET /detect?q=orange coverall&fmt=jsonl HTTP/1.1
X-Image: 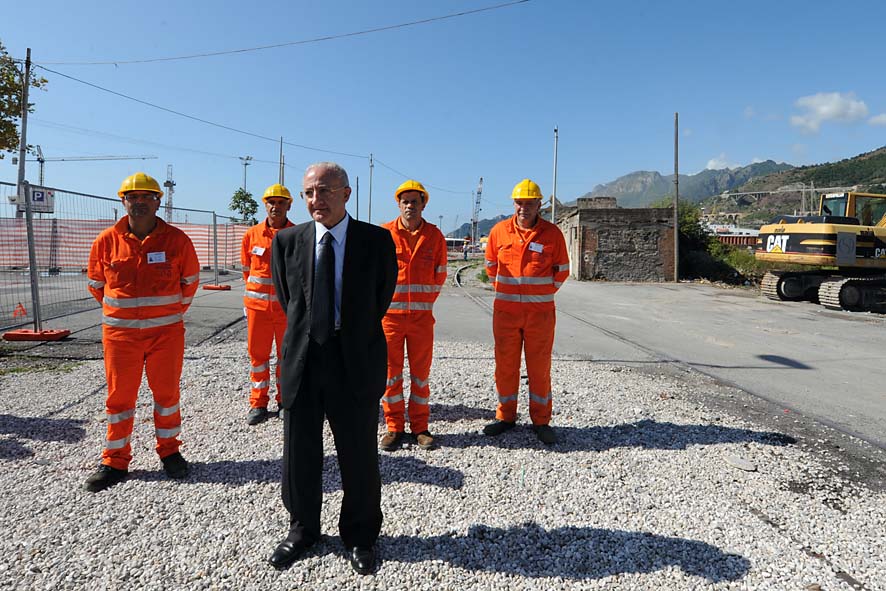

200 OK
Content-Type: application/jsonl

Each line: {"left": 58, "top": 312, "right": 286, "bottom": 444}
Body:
{"left": 87, "top": 217, "right": 200, "bottom": 470}
{"left": 241, "top": 218, "right": 293, "bottom": 409}
{"left": 485, "top": 216, "right": 569, "bottom": 426}
{"left": 381, "top": 218, "right": 448, "bottom": 434}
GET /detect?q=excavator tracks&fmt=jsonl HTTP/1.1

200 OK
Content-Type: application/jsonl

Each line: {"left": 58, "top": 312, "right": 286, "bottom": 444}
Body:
{"left": 818, "top": 276, "right": 886, "bottom": 312}
{"left": 760, "top": 271, "right": 828, "bottom": 302}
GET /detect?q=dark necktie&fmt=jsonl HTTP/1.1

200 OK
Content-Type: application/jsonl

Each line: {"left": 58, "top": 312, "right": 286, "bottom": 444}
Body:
{"left": 311, "top": 232, "right": 335, "bottom": 344}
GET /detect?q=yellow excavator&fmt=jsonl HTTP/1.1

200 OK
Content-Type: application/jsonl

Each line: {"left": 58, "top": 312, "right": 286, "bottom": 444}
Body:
{"left": 755, "top": 192, "right": 886, "bottom": 312}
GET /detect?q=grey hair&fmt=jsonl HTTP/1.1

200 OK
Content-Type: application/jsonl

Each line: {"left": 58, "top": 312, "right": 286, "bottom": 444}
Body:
{"left": 305, "top": 162, "right": 349, "bottom": 188}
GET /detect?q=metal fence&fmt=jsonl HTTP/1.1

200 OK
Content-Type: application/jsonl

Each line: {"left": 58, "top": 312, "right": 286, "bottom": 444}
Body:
{"left": 0, "top": 181, "right": 249, "bottom": 331}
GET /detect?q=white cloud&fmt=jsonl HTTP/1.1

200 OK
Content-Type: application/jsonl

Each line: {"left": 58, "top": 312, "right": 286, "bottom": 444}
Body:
{"left": 751, "top": 157, "right": 764, "bottom": 164}
{"left": 790, "top": 92, "right": 868, "bottom": 133}
{"left": 869, "top": 113, "right": 886, "bottom": 126}
{"left": 744, "top": 106, "right": 756, "bottom": 119}
{"left": 706, "top": 153, "right": 740, "bottom": 170}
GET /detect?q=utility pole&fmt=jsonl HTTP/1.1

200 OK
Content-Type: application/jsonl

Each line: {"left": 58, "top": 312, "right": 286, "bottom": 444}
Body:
{"left": 368, "top": 153, "right": 374, "bottom": 224}
{"left": 673, "top": 112, "right": 680, "bottom": 282}
{"left": 552, "top": 126, "right": 559, "bottom": 223}
{"left": 239, "top": 155, "right": 253, "bottom": 192}
{"left": 278, "top": 137, "right": 284, "bottom": 184}
{"left": 163, "top": 165, "right": 176, "bottom": 221}
{"left": 438, "top": 214, "right": 443, "bottom": 233}
{"left": 15, "top": 48, "right": 31, "bottom": 219}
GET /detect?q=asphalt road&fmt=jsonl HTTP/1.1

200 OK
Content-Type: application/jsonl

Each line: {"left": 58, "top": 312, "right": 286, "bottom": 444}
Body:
{"left": 5, "top": 267, "right": 885, "bottom": 450}
{"left": 445, "top": 273, "right": 886, "bottom": 451}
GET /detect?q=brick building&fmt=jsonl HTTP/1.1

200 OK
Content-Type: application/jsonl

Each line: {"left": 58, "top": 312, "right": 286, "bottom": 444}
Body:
{"left": 559, "top": 197, "right": 675, "bottom": 281}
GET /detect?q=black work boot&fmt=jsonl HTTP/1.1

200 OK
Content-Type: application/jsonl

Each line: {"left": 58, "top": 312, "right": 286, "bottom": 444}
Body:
{"left": 84, "top": 465, "right": 128, "bottom": 493}
{"left": 246, "top": 407, "right": 268, "bottom": 425}
{"left": 483, "top": 420, "right": 516, "bottom": 436}
{"left": 161, "top": 452, "right": 189, "bottom": 479}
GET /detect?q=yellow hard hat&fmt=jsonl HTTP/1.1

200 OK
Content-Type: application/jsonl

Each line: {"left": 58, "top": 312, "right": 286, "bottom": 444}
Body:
{"left": 395, "top": 179, "right": 429, "bottom": 204}
{"left": 262, "top": 183, "right": 292, "bottom": 202}
{"left": 511, "top": 179, "right": 543, "bottom": 200}
{"left": 118, "top": 172, "right": 163, "bottom": 198}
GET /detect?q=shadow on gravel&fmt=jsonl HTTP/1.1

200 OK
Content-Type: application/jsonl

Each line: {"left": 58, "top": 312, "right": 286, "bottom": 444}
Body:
{"left": 428, "top": 403, "right": 490, "bottom": 422}
{"left": 0, "top": 414, "right": 87, "bottom": 458}
{"left": 441, "top": 419, "right": 795, "bottom": 453}
{"left": 124, "top": 455, "right": 463, "bottom": 490}
{"left": 375, "top": 522, "right": 749, "bottom": 582}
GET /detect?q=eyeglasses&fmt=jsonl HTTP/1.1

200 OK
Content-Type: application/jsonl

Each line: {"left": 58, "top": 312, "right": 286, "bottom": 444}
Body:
{"left": 300, "top": 186, "right": 346, "bottom": 200}
{"left": 123, "top": 194, "right": 160, "bottom": 202}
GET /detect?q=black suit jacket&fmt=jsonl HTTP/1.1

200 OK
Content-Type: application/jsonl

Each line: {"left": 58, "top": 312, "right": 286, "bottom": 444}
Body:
{"left": 271, "top": 216, "right": 397, "bottom": 408}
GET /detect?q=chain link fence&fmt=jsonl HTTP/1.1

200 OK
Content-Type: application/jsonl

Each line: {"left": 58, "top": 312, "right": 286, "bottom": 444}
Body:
{"left": 0, "top": 181, "right": 249, "bottom": 332}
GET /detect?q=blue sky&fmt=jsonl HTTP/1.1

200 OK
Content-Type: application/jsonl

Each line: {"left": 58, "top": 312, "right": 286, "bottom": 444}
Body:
{"left": 4, "top": 0, "right": 886, "bottom": 233}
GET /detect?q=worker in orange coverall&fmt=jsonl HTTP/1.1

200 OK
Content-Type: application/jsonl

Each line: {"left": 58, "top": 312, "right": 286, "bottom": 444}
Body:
{"left": 84, "top": 172, "right": 200, "bottom": 492}
{"left": 378, "top": 180, "right": 447, "bottom": 451}
{"left": 483, "top": 179, "right": 569, "bottom": 445}
{"left": 241, "top": 183, "right": 295, "bottom": 425}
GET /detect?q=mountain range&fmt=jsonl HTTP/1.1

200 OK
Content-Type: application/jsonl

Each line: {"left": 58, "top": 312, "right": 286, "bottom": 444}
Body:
{"left": 447, "top": 145, "right": 886, "bottom": 237}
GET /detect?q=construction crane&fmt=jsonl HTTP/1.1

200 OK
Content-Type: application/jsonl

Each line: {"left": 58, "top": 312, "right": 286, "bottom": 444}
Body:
{"left": 28, "top": 146, "right": 158, "bottom": 186}
{"left": 163, "top": 165, "right": 176, "bottom": 220}
{"left": 471, "top": 177, "right": 483, "bottom": 247}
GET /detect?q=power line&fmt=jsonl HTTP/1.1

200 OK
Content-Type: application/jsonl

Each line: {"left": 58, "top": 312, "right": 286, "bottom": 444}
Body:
{"left": 33, "top": 1, "right": 530, "bottom": 66}
{"left": 374, "top": 157, "right": 470, "bottom": 195}
{"left": 35, "top": 64, "right": 367, "bottom": 159}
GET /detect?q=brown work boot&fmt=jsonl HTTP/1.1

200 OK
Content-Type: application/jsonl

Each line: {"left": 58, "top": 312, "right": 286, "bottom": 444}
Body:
{"left": 379, "top": 431, "right": 404, "bottom": 451}
{"left": 414, "top": 431, "right": 435, "bottom": 450}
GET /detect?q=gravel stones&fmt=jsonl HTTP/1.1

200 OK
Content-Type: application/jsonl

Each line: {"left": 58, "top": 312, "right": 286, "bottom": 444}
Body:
{"left": 0, "top": 337, "right": 884, "bottom": 590}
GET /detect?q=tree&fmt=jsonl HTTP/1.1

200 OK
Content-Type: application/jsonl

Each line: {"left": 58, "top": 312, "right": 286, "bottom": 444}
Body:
{"left": 230, "top": 188, "right": 258, "bottom": 225}
{"left": 1, "top": 40, "right": 48, "bottom": 159}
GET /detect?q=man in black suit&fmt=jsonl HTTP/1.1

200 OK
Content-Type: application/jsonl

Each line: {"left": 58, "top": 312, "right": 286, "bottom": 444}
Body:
{"left": 268, "top": 162, "right": 397, "bottom": 575}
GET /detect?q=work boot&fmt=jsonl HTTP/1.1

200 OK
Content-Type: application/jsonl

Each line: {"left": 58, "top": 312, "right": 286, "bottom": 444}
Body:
{"left": 161, "top": 452, "right": 189, "bottom": 479}
{"left": 483, "top": 420, "right": 516, "bottom": 436}
{"left": 379, "top": 431, "right": 404, "bottom": 451}
{"left": 532, "top": 424, "right": 558, "bottom": 445}
{"left": 84, "top": 465, "right": 128, "bottom": 493}
{"left": 414, "top": 431, "right": 435, "bottom": 450}
{"left": 247, "top": 407, "right": 268, "bottom": 425}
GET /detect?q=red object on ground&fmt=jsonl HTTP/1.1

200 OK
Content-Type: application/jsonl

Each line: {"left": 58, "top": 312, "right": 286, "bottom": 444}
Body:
{"left": 202, "top": 284, "right": 231, "bottom": 291}
{"left": 2, "top": 329, "right": 71, "bottom": 341}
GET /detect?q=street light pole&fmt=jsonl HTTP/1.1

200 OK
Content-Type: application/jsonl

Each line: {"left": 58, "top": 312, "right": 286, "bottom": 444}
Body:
{"left": 239, "top": 155, "right": 253, "bottom": 192}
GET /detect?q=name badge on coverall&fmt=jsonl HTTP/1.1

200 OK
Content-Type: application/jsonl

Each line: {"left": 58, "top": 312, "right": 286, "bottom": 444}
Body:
{"left": 529, "top": 242, "right": 544, "bottom": 253}
{"left": 147, "top": 252, "right": 167, "bottom": 264}
{"left": 252, "top": 246, "right": 266, "bottom": 256}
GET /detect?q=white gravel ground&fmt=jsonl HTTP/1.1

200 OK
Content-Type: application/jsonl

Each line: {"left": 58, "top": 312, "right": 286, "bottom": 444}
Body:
{"left": 1, "top": 337, "right": 884, "bottom": 590}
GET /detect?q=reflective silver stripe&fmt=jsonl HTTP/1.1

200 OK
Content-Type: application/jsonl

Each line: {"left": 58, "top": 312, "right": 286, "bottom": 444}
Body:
{"left": 386, "top": 374, "right": 403, "bottom": 387}
{"left": 553, "top": 281, "right": 564, "bottom": 288}
{"left": 498, "top": 393, "right": 518, "bottom": 404}
{"left": 252, "top": 380, "right": 269, "bottom": 389}
{"left": 387, "top": 301, "right": 435, "bottom": 311}
{"left": 102, "top": 313, "right": 183, "bottom": 328}
{"left": 103, "top": 294, "right": 182, "bottom": 308}
{"left": 493, "top": 293, "right": 555, "bottom": 303}
{"left": 155, "top": 426, "right": 181, "bottom": 439}
{"left": 435, "top": 265, "right": 447, "bottom": 273}
{"left": 154, "top": 403, "right": 180, "bottom": 417}
{"left": 241, "top": 264, "right": 251, "bottom": 272}
{"left": 554, "top": 264, "right": 570, "bottom": 272}
{"left": 384, "top": 393, "right": 404, "bottom": 404}
{"left": 410, "top": 393, "right": 429, "bottom": 405}
{"left": 181, "top": 273, "right": 200, "bottom": 285}
{"left": 252, "top": 362, "right": 269, "bottom": 373}
{"left": 245, "top": 290, "right": 277, "bottom": 302}
{"left": 182, "top": 296, "right": 193, "bottom": 305}
{"left": 495, "top": 275, "right": 553, "bottom": 285}
{"left": 247, "top": 275, "right": 275, "bottom": 285}
{"left": 485, "top": 260, "right": 496, "bottom": 268}
{"left": 410, "top": 374, "right": 429, "bottom": 389}
{"left": 393, "top": 284, "right": 441, "bottom": 293}
{"left": 107, "top": 408, "right": 135, "bottom": 424}
{"left": 104, "top": 435, "right": 131, "bottom": 450}
{"left": 529, "top": 391, "right": 551, "bottom": 405}
{"left": 88, "top": 279, "right": 105, "bottom": 289}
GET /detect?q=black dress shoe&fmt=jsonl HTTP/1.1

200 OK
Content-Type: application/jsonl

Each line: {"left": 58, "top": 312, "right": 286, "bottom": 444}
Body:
{"left": 349, "top": 546, "right": 376, "bottom": 575}
{"left": 268, "top": 538, "right": 311, "bottom": 570}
